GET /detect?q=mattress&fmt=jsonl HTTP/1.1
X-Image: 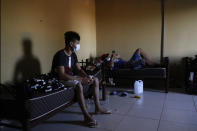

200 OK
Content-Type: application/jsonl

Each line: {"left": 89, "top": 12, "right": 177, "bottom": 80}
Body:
{"left": 26, "top": 84, "right": 91, "bottom": 121}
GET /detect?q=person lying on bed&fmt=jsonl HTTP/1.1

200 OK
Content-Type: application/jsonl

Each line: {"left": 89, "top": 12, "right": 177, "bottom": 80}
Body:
{"left": 51, "top": 31, "right": 111, "bottom": 128}
{"left": 108, "top": 48, "right": 159, "bottom": 70}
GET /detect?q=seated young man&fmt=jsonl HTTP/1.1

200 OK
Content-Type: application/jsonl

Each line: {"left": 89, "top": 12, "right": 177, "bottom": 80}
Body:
{"left": 51, "top": 31, "right": 111, "bottom": 128}
{"left": 108, "top": 48, "right": 158, "bottom": 70}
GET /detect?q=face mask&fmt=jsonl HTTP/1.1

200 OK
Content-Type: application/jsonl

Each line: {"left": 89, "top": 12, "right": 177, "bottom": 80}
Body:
{"left": 107, "top": 57, "right": 111, "bottom": 61}
{"left": 74, "top": 44, "right": 80, "bottom": 52}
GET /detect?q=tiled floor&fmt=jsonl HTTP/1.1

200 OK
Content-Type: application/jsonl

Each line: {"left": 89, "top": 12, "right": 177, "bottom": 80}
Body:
{"left": 1, "top": 89, "right": 197, "bottom": 131}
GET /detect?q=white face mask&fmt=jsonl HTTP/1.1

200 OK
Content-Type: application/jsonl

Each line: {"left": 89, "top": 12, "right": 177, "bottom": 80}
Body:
{"left": 74, "top": 44, "right": 80, "bottom": 52}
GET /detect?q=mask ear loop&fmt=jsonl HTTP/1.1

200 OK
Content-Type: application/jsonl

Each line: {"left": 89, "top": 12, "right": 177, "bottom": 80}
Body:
{"left": 69, "top": 42, "right": 75, "bottom": 52}
{"left": 70, "top": 42, "right": 74, "bottom": 48}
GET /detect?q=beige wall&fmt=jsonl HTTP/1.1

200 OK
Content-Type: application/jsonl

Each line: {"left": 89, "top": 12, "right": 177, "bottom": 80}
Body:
{"left": 165, "top": 0, "right": 197, "bottom": 62}
{"left": 96, "top": 0, "right": 197, "bottom": 62}
{"left": 96, "top": 0, "right": 161, "bottom": 61}
{"left": 1, "top": 0, "right": 96, "bottom": 83}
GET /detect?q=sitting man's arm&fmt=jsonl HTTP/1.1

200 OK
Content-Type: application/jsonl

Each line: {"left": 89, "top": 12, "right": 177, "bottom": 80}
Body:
{"left": 75, "top": 63, "right": 89, "bottom": 77}
{"left": 109, "top": 56, "right": 115, "bottom": 69}
{"left": 75, "top": 63, "right": 94, "bottom": 84}
{"left": 108, "top": 53, "right": 121, "bottom": 69}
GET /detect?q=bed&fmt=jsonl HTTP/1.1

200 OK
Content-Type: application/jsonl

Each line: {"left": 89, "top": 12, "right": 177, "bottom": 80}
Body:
{"left": 0, "top": 69, "right": 103, "bottom": 131}
{"left": 101, "top": 57, "right": 169, "bottom": 96}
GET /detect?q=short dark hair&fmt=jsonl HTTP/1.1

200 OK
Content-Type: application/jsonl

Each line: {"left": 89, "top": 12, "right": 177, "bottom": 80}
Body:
{"left": 64, "top": 31, "right": 80, "bottom": 47}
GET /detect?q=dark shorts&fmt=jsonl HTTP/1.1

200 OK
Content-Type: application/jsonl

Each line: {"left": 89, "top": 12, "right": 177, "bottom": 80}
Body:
{"left": 128, "top": 53, "right": 145, "bottom": 69}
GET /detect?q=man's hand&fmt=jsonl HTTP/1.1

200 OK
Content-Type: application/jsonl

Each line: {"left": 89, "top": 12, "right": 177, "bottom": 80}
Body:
{"left": 75, "top": 76, "right": 83, "bottom": 82}
{"left": 81, "top": 77, "right": 93, "bottom": 85}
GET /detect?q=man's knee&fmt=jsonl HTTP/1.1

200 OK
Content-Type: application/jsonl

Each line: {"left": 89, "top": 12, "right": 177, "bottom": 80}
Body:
{"left": 136, "top": 48, "right": 142, "bottom": 54}
{"left": 94, "top": 77, "right": 99, "bottom": 83}
{"left": 76, "top": 82, "right": 83, "bottom": 92}
{"left": 93, "top": 77, "right": 99, "bottom": 86}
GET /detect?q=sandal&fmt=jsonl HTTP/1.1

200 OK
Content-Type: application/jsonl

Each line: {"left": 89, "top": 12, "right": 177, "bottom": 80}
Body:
{"left": 84, "top": 118, "right": 98, "bottom": 128}
{"left": 95, "top": 109, "right": 112, "bottom": 114}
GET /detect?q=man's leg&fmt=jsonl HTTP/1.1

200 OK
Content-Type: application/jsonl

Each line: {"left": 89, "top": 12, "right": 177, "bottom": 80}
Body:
{"left": 92, "top": 77, "right": 111, "bottom": 114}
{"left": 76, "top": 82, "right": 94, "bottom": 121}
{"left": 136, "top": 48, "right": 155, "bottom": 65}
{"left": 92, "top": 77, "right": 101, "bottom": 110}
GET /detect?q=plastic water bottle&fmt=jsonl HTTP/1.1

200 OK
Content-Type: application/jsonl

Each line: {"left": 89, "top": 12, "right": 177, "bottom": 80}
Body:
{"left": 109, "top": 78, "right": 115, "bottom": 86}
{"left": 105, "top": 91, "right": 110, "bottom": 109}
{"left": 86, "top": 98, "right": 91, "bottom": 110}
{"left": 189, "top": 72, "right": 194, "bottom": 81}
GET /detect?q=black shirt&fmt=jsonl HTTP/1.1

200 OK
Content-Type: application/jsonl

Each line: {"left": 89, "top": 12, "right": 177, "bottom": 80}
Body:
{"left": 51, "top": 49, "right": 78, "bottom": 76}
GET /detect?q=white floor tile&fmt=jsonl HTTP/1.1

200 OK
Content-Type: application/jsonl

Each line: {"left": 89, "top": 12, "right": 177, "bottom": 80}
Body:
{"left": 166, "top": 93, "right": 193, "bottom": 102}
{"left": 158, "top": 120, "right": 197, "bottom": 131}
{"left": 115, "top": 116, "right": 159, "bottom": 131}
{"left": 128, "top": 105, "right": 162, "bottom": 120}
{"left": 161, "top": 109, "right": 197, "bottom": 125}
{"left": 164, "top": 100, "right": 196, "bottom": 111}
